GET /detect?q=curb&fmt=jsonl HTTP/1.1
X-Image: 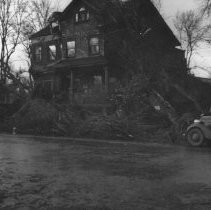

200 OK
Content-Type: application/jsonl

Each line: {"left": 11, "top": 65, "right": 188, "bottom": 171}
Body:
{"left": 0, "top": 133, "right": 174, "bottom": 148}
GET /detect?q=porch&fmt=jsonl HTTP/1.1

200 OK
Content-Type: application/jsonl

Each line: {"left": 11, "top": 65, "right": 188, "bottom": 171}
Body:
{"left": 52, "top": 56, "right": 109, "bottom": 105}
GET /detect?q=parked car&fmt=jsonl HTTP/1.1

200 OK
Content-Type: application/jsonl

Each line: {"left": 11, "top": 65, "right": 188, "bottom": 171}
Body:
{"left": 186, "top": 113, "right": 211, "bottom": 146}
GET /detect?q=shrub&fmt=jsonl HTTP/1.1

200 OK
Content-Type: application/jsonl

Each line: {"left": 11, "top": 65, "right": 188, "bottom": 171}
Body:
{"left": 77, "top": 114, "right": 133, "bottom": 140}
{"left": 54, "top": 105, "right": 84, "bottom": 137}
{"left": 13, "top": 99, "right": 58, "bottom": 135}
{"left": 109, "top": 74, "right": 150, "bottom": 114}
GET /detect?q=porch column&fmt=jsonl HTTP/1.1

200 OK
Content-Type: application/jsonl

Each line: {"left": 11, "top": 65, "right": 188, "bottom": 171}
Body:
{"left": 104, "top": 66, "right": 109, "bottom": 91}
{"left": 69, "top": 70, "right": 74, "bottom": 101}
{"left": 52, "top": 74, "right": 56, "bottom": 99}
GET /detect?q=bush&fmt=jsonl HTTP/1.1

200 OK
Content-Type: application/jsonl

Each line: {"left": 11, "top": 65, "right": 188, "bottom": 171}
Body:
{"left": 77, "top": 114, "right": 134, "bottom": 140}
{"left": 0, "top": 97, "right": 173, "bottom": 144}
{"left": 13, "top": 99, "right": 58, "bottom": 135}
{"left": 54, "top": 104, "right": 84, "bottom": 137}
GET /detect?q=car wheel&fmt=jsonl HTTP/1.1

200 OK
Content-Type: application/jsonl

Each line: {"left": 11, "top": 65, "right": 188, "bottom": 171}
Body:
{"left": 187, "top": 128, "right": 205, "bottom": 147}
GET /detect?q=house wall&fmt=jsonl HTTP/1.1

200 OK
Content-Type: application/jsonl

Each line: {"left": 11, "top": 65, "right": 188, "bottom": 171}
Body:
{"left": 31, "top": 3, "right": 105, "bottom": 72}
{"left": 60, "top": 4, "right": 104, "bottom": 59}
{"left": 30, "top": 0, "right": 186, "bottom": 103}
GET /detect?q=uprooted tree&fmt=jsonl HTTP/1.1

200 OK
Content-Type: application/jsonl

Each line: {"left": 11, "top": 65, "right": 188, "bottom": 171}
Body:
{"left": 98, "top": 0, "right": 211, "bottom": 137}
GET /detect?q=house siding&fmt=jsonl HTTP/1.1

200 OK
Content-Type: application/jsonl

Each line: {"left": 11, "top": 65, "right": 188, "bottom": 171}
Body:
{"left": 30, "top": 0, "right": 185, "bottom": 104}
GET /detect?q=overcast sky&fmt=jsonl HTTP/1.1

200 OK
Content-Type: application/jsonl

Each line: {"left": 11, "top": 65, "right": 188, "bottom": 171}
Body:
{"left": 162, "top": 0, "right": 211, "bottom": 78}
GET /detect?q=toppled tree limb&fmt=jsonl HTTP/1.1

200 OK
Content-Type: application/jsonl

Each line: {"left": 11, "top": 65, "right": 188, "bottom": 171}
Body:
{"left": 149, "top": 90, "right": 178, "bottom": 125}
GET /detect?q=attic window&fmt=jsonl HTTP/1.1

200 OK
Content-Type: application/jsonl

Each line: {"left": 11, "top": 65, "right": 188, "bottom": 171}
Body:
{"left": 52, "top": 21, "right": 59, "bottom": 28}
{"left": 80, "top": 7, "right": 86, "bottom": 12}
{"left": 75, "top": 7, "right": 89, "bottom": 23}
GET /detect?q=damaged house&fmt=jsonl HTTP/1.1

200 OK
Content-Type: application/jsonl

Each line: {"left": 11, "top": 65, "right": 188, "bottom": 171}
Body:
{"left": 30, "top": 0, "right": 186, "bottom": 106}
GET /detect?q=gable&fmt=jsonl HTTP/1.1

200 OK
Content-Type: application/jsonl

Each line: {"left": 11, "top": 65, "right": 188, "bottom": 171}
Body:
{"left": 137, "top": 0, "right": 180, "bottom": 46}
{"left": 30, "top": 0, "right": 180, "bottom": 48}
{"left": 62, "top": 0, "right": 103, "bottom": 18}
{"left": 61, "top": 0, "right": 180, "bottom": 46}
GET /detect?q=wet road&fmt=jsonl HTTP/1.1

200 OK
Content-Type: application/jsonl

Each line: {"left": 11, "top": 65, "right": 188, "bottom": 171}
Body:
{"left": 0, "top": 135, "right": 211, "bottom": 210}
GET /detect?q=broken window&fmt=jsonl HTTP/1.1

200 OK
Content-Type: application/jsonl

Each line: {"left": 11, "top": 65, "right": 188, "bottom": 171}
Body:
{"left": 89, "top": 37, "right": 100, "bottom": 55}
{"left": 49, "top": 45, "right": 57, "bottom": 61}
{"left": 51, "top": 21, "right": 59, "bottom": 29}
{"left": 75, "top": 7, "right": 89, "bottom": 23}
{"left": 51, "top": 20, "right": 60, "bottom": 34}
{"left": 35, "top": 46, "right": 42, "bottom": 62}
{"left": 67, "top": 41, "right": 76, "bottom": 57}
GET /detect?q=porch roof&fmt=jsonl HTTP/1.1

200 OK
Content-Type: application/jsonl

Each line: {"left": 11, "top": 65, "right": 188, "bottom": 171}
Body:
{"left": 47, "top": 56, "right": 107, "bottom": 71}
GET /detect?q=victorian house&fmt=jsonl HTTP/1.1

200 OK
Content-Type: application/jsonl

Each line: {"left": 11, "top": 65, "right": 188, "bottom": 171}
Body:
{"left": 30, "top": 0, "right": 185, "bottom": 105}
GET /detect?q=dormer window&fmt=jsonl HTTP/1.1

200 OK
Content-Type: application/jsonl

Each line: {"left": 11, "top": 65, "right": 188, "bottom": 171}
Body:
{"left": 75, "top": 7, "right": 89, "bottom": 23}
{"left": 51, "top": 20, "right": 60, "bottom": 34}
{"left": 48, "top": 12, "right": 61, "bottom": 34}
{"left": 51, "top": 21, "right": 59, "bottom": 29}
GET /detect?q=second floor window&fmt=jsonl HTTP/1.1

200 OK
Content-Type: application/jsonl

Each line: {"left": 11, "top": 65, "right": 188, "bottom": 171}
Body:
{"left": 35, "top": 46, "right": 42, "bottom": 62}
{"left": 49, "top": 45, "right": 57, "bottom": 61}
{"left": 67, "top": 41, "right": 76, "bottom": 57}
{"left": 75, "top": 7, "right": 89, "bottom": 23}
{"left": 89, "top": 37, "right": 100, "bottom": 55}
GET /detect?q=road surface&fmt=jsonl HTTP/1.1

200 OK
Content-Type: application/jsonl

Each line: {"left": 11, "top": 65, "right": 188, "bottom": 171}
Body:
{"left": 0, "top": 135, "right": 211, "bottom": 209}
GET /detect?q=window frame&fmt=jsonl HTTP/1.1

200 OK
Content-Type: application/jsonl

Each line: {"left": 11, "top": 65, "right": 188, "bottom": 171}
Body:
{"left": 48, "top": 44, "right": 57, "bottom": 61}
{"left": 34, "top": 45, "right": 42, "bottom": 63}
{"left": 75, "top": 7, "right": 89, "bottom": 23}
{"left": 89, "top": 36, "right": 100, "bottom": 55}
{"left": 66, "top": 40, "right": 76, "bottom": 58}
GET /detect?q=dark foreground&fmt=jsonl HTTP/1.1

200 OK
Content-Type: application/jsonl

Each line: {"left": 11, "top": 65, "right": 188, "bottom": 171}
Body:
{"left": 0, "top": 135, "right": 211, "bottom": 210}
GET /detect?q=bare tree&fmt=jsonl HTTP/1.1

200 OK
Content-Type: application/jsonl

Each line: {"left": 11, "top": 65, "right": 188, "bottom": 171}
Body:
{"left": 174, "top": 10, "right": 210, "bottom": 70}
{"left": 21, "top": 0, "right": 56, "bottom": 58}
{"left": 19, "top": 0, "right": 57, "bottom": 92}
{"left": 199, "top": 0, "right": 211, "bottom": 15}
{"left": 25, "top": 0, "right": 56, "bottom": 34}
{"left": 0, "top": 0, "right": 28, "bottom": 84}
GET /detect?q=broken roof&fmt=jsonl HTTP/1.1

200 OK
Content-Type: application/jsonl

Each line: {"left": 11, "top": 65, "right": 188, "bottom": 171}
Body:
{"left": 30, "top": 0, "right": 180, "bottom": 46}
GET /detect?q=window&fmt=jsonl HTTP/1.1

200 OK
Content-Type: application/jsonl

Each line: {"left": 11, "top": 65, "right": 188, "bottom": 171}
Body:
{"left": 51, "top": 21, "right": 59, "bottom": 29}
{"left": 66, "top": 41, "right": 76, "bottom": 57}
{"left": 89, "top": 37, "right": 100, "bottom": 55}
{"left": 75, "top": 7, "right": 89, "bottom": 23}
{"left": 35, "top": 46, "right": 42, "bottom": 62}
{"left": 51, "top": 21, "right": 60, "bottom": 34}
{"left": 49, "top": 45, "right": 57, "bottom": 61}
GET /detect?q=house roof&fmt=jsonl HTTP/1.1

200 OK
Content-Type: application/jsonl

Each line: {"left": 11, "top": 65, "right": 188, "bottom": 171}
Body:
{"left": 144, "top": 0, "right": 180, "bottom": 46}
{"left": 196, "top": 77, "right": 211, "bottom": 85}
{"left": 30, "top": 26, "right": 51, "bottom": 39}
{"left": 46, "top": 56, "right": 107, "bottom": 72}
{"left": 30, "top": 0, "right": 180, "bottom": 46}
{"left": 61, "top": 0, "right": 180, "bottom": 46}
{"left": 30, "top": 12, "right": 62, "bottom": 39}
{"left": 62, "top": 0, "right": 104, "bottom": 18}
